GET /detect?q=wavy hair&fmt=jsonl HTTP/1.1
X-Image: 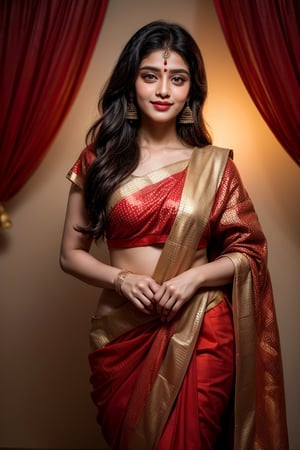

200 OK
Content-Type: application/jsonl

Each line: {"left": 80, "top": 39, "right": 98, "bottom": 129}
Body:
{"left": 80, "top": 20, "right": 212, "bottom": 240}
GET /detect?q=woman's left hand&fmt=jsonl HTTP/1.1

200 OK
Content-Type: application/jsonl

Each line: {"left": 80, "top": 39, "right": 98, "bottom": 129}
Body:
{"left": 153, "top": 257, "right": 234, "bottom": 322}
{"left": 153, "top": 268, "right": 199, "bottom": 322}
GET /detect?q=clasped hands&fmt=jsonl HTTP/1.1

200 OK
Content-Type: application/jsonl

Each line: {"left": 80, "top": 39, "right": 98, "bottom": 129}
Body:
{"left": 118, "top": 270, "right": 198, "bottom": 323}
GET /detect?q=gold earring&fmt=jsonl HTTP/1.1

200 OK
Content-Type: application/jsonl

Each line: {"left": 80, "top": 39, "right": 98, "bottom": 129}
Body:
{"left": 125, "top": 98, "right": 138, "bottom": 121}
{"left": 178, "top": 102, "right": 194, "bottom": 124}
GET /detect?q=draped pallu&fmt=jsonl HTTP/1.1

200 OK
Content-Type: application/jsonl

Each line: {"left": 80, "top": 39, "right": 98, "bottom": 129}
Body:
{"left": 70, "top": 146, "right": 288, "bottom": 449}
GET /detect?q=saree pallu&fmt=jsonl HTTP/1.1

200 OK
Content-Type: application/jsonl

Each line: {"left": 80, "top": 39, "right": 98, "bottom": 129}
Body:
{"left": 87, "top": 146, "right": 289, "bottom": 450}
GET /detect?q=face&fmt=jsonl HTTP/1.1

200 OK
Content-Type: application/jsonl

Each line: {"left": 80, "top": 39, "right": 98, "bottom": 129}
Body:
{"left": 135, "top": 50, "right": 190, "bottom": 125}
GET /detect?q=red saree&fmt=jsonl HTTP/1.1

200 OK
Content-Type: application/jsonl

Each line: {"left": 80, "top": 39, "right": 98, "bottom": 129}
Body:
{"left": 67, "top": 145, "right": 289, "bottom": 449}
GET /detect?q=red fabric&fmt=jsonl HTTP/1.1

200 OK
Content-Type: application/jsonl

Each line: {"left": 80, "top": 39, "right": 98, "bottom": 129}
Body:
{"left": 89, "top": 321, "right": 174, "bottom": 448}
{"left": 214, "top": 0, "right": 300, "bottom": 166}
{"left": 66, "top": 145, "right": 96, "bottom": 189}
{"left": 156, "top": 299, "right": 235, "bottom": 450}
{"left": 0, "top": 0, "right": 108, "bottom": 202}
{"left": 88, "top": 155, "right": 288, "bottom": 448}
{"left": 67, "top": 147, "right": 208, "bottom": 249}
{"left": 208, "top": 158, "right": 289, "bottom": 448}
{"left": 107, "top": 169, "right": 188, "bottom": 249}
{"left": 89, "top": 299, "right": 234, "bottom": 450}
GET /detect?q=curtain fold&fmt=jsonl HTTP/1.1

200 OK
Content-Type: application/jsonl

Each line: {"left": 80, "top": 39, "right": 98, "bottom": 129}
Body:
{"left": 0, "top": 0, "right": 109, "bottom": 226}
{"left": 214, "top": 0, "right": 300, "bottom": 166}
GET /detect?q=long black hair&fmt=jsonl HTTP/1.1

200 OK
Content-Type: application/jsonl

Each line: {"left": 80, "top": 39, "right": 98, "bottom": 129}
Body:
{"left": 80, "top": 20, "right": 212, "bottom": 241}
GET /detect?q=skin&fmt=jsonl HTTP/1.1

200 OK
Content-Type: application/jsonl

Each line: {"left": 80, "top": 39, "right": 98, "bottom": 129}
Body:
{"left": 60, "top": 50, "right": 234, "bottom": 322}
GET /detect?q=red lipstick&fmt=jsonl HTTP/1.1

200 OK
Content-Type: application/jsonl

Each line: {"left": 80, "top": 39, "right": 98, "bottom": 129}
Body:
{"left": 151, "top": 101, "right": 172, "bottom": 111}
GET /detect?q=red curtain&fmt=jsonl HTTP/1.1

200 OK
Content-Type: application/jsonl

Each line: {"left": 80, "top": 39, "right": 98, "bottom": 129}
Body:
{"left": 214, "top": 0, "right": 300, "bottom": 166}
{"left": 0, "top": 0, "right": 109, "bottom": 226}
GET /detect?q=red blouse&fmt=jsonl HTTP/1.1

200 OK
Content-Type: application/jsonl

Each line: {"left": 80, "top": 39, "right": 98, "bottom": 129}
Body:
{"left": 106, "top": 168, "right": 188, "bottom": 248}
{"left": 67, "top": 147, "right": 207, "bottom": 249}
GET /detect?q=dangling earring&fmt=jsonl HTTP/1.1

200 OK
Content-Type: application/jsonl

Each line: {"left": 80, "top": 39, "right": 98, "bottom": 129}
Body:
{"left": 178, "top": 101, "right": 194, "bottom": 124}
{"left": 125, "top": 97, "right": 138, "bottom": 121}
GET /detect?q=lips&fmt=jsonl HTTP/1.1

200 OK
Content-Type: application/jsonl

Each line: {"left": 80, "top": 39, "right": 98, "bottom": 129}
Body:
{"left": 151, "top": 101, "right": 173, "bottom": 111}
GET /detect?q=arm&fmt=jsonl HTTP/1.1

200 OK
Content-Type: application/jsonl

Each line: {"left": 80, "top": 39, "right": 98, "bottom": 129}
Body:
{"left": 60, "top": 184, "right": 160, "bottom": 312}
{"left": 60, "top": 184, "right": 120, "bottom": 289}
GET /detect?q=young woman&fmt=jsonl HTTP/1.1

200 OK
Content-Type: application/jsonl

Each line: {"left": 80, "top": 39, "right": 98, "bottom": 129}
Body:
{"left": 60, "top": 21, "right": 289, "bottom": 450}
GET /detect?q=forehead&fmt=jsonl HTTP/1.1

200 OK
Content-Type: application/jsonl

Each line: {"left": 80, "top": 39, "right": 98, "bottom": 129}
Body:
{"left": 139, "top": 50, "right": 189, "bottom": 70}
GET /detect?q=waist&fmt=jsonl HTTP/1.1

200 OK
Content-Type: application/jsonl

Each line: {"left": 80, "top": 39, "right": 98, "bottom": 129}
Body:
{"left": 110, "top": 245, "right": 208, "bottom": 276}
{"left": 95, "top": 285, "right": 224, "bottom": 325}
{"left": 107, "top": 235, "right": 207, "bottom": 250}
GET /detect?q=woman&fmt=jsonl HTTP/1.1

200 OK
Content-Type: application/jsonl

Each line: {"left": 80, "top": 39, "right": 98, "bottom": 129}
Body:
{"left": 60, "top": 21, "right": 289, "bottom": 450}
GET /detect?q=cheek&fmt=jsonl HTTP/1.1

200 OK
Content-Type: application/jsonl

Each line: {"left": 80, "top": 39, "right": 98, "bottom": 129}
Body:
{"left": 174, "top": 90, "right": 189, "bottom": 106}
{"left": 172, "top": 82, "right": 190, "bottom": 102}
{"left": 135, "top": 81, "right": 151, "bottom": 100}
{"left": 179, "top": 85, "right": 190, "bottom": 101}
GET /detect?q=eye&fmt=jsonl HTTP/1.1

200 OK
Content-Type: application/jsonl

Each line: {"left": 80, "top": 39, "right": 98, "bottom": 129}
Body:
{"left": 171, "top": 76, "right": 187, "bottom": 86}
{"left": 141, "top": 73, "right": 157, "bottom": 82}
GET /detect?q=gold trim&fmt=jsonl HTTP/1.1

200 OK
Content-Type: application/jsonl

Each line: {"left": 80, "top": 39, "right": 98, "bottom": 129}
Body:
{"left": 152, "top": 146, "right": 231, "bottom": 284}
{"left": 90, "top": 146, "right": 231, "bottom": 350}
{"left": 205, "top": 291, "right": 224, "bottom": 312}
{"left": 108, "top": 158, "right": 191, "bottom": 211}
{"left": 130, "top": 289, "right": 224, "bottom": 450}
{"left": 221, "top": 252, "right": 256, "bottom": 450}
{"left": 90, "top": 302, "right": 155, "bottom": 349}
{"left": 89, "top": 145, "right": 232, "bottom": 449}
{"left": 66, "top": 170, "right": 83, "bottom": 189}
{"left": 90, "top": 290, "right": 224, "bottom": 350}
{"left": 129, "top": 146, "right": 231, "bottom": 449}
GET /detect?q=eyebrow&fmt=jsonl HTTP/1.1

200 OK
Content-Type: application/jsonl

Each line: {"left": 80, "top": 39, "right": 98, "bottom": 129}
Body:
{"left": 139, "top": 65, "right": 190, "bottom": 76}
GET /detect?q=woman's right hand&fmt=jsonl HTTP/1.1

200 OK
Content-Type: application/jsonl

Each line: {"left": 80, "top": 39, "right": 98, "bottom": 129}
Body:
{"left": 119, "top": 272, "right": 161, "bottom": 315}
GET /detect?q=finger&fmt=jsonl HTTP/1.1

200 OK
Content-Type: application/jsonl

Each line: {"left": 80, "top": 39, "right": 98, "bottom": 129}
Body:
{"left": 140, "top": 294, "right": 156, "bottom": 313}
{"left": 130, "top": 296, "right": 153, "bottom": 314}
{"left": 164, "top": 295, "right": 187, "bottom": 322}
{"left": 153, "top": 285, "right": 167, "bottom": 302}
{"left": 155, "top": 293, "right": 170, "bottom": 314}
{"left": 148, "top": 280, "right": 161, "bottom": 294}
{"left": 142, "top": 287, "right": 157, "bottom": 303}
{"left": 159, "top": 283, "right": 177, "bottom": 302}
{"left": 135, "top": 280, "right": 159, "bottom": 301}
{"left": 132, "top": 289, "right": 158, "bottom": 311}
{"left": 156, "top": 285, "right": 178, "bottom": 311}
{"left": 160, "top": 302, "right": 178, "bottom": 322}
{"left": 159, "top": 297, "right": 177, "bottom": 319}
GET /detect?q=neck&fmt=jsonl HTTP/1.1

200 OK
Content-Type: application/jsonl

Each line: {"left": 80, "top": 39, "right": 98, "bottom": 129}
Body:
{"left": 138, "top": 120, "right": 181, "bottom": 151}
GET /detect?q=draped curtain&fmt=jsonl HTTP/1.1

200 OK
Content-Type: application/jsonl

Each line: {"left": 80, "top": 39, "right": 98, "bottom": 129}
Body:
{"left": 214, "top": 0, "right": 300, "bottom": 166}
{"left": 0, "top": 0, "right": 109, "bottom": 228}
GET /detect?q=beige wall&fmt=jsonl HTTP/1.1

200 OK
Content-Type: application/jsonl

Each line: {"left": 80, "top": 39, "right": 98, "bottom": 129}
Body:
{"left": 0, "top": 0, "right": 299, "bottom": 448}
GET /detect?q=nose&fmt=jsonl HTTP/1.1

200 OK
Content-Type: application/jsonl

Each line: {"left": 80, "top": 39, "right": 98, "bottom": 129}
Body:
{"left": 155, "top": 77, "right": 170, "bottom": 98}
